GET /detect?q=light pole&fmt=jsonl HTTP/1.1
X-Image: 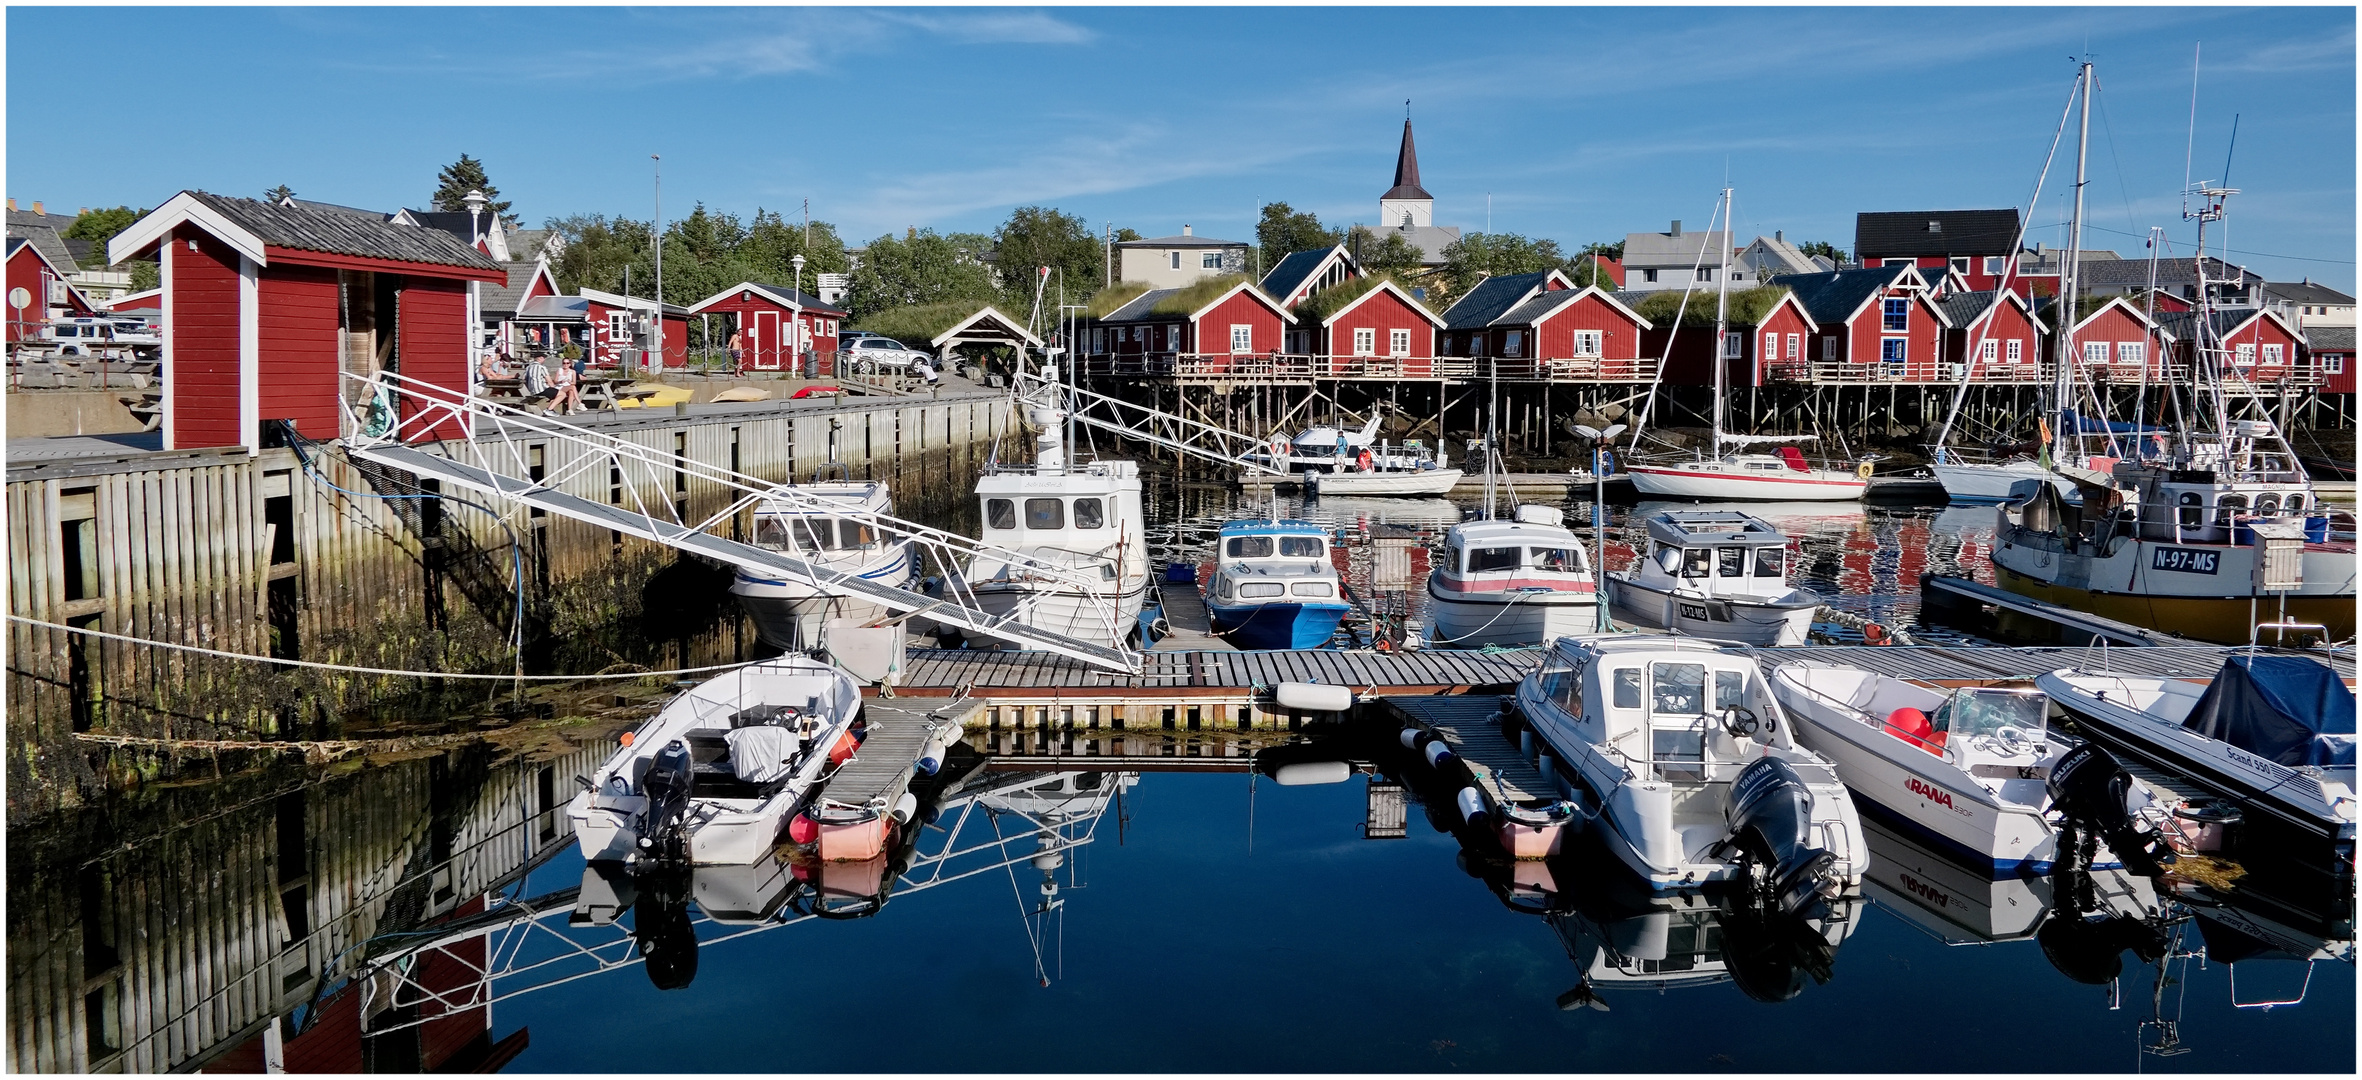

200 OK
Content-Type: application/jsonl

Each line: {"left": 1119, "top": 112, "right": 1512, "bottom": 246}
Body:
{"left": 791, "top": 253, "right": 807, "bottom": 376}
{"left": 650, "top": 155, "right": 663, "bottom": 373}
{"left": 463, "top": 189, "right": 487, "bottom": 388}
{"left": 1572, "top": 422, "right": 1627, "bottom": 631}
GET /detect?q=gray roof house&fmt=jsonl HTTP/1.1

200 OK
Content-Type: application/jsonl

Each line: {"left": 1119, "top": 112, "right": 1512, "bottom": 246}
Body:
{"left": 1735, "top": 232, "right": 1830, "bottom": 282}
{"left": 1622, "top": 220, "right": 1734, "bottom": 293}
{"left": 1113, "top": 226, "right": 1249, "bottom": 289}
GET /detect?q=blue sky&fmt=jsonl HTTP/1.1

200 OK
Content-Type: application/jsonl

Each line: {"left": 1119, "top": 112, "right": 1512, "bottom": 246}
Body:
{"left": 8, "top": 6, "right": 2354, "bottom": 288}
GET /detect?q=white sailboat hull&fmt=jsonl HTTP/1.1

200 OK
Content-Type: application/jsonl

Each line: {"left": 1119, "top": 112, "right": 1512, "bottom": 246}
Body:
{"left": 1628, "top": 462, "right": 1866, "bottom": 501}
{"left": 1932, "top": 460, "right": 2071, "bottom": 504}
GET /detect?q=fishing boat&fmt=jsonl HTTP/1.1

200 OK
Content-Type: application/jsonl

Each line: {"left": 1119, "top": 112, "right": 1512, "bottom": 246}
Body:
{"left": 964, "top": 358, "right": 1150, "bottom": 650}
{"left": 1768, "top": 663, "right": 2151, "bottom": 873}
{"left": 567, "top": 655, "right": 864, "bottom": 868}
{"left": 1515, "top": 635, "right": 1868, "bottom": 913}
{"left": 728, "top": 478, "right": 916, "bottom": 650}
{"left": 1426, "top": 505, "right": 1600, "bottom": 647}
{"left": 1626, "top": 187, "right": 1868, "bottom": 503}
{"left": 1202, "top": 518, "right": 1351, "bottom": 650}
{"left": 2036, "top": 653, "right": 2356, "bottom": 847}
{"left": 1307, "top": 457, "right": 1463, "bottom": 497}
{"left": 1604, "top": 510, "right": 1821, "bottom": 646}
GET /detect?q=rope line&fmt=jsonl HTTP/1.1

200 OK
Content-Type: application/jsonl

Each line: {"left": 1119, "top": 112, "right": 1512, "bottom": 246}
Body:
{"left": 6, "top": 615, "right": 754, "bottom": 682}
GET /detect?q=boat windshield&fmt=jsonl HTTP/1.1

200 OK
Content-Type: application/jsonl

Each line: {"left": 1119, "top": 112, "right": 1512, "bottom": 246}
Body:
{"left": 1931, "top": 688, "right": 2048, "bottom": 741}
{"left": 756, "top": 516, "right": 858, "bottom": 550}
{"left": 1227, "top": 536, "right": 1274, "bottom": 558}
{"left": 1280, "top": 536, "right": 1324, "bottom": 558}
{"left": 1754, "top": 548, "right": 1785, "bottom": 578}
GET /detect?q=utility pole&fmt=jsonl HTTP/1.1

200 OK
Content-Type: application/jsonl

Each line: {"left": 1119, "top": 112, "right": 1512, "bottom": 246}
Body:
{"left": 651, "top": 154, "right": 663, "bottom": 372}
{"left": 1104, "top": 223, "right": 1113, "bottom": 287}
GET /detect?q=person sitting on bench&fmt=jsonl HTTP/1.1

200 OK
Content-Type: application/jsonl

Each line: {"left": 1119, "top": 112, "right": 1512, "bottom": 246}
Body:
{"left": 521, "top": 355, "right": 557, "bottom": 409}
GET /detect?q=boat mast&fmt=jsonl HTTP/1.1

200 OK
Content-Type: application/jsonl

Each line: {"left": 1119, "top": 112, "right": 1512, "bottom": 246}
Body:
{"left": 1711, "top": 187, "right": 1733, "bottom": 455}
{"left": 2054, "top": 59, "right": 2092, "bottom": 468}
{"left": 1484, "top": 362, "right": 1499, "bottom": 519}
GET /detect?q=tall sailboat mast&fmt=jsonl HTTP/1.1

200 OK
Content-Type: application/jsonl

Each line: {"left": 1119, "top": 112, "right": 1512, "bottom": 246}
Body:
{"left": 1711, "top": 187, "right": 1734, "bottom": 451}
{"left": 2052, "top": 59, "right": 2092, "bottom": 467}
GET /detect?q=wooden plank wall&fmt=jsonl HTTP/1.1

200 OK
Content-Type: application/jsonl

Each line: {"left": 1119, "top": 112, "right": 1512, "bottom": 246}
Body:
{"left": 5, "top": 398, "right": 1010, "bottom": 814}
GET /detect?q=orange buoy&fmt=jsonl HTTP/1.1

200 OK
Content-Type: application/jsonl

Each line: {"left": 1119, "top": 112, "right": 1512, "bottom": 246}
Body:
{"left": 619, "top": 730, "right": 636, "bottom": 747}
{"left": 1863, "top": 622, "right": 1888, "bottom": 645}
{"left": 828, "top": 731, "right": 859, "bottom": 767}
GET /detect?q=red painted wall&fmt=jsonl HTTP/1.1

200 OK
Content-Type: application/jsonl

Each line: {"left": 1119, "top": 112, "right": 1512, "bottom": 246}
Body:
{"left": 2216, "top": 315, "right": 2304, "bottom": 381}
{"left": 398, "top": 278, "right": 470, "bottom": 441}
{"left": 2065, "top": 305, "right": 2172, "bottom": 378}
{"left": 583, "top": 300, "right": 691, "bottom": 368}
{"left": 170, "top": 228, "right": 245, "bottom": 450}
{"left": 5, "top": 247, "right": 53, "bottom": 341}
{"left": 1323, "top": 289, "right": 1436, "bottom": 376}
{"left": 1645, "top": 301, "right": 1812, "bottom": 387}
{"left": 2318, "top": 349, "right": 2355, "bottom": 394}
{"left": 697, "top": 292, "right": 839, "bottom": 373}
{"left": 1844, "top": 288, "right": 1944, "bottom": 378}
{"left": 1532, "top": 294, "right": 1644, "bottom": 360}
{"left": 1192, "top": 290, "right": 1284, "bottom": 356}
{"left": 256, "top": 263, "right": 342, "bottom": 440}
{"left": 1953, "top": 299, "right": 2042, "bottom": 379}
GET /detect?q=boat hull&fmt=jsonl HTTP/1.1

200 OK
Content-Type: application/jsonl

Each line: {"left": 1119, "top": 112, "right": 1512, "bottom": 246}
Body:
{"left": 971, "top": 580, "right": 1149, "bottom": 651}
{"left": 1628, "top": 464, "right": 1866, "bottom": 502}
{"left": 1425, "top": 583, "right": 1598, "bottom": 648}
{"left": 1992, "top": 563, "right": 2357, "bottom": 644}
{"left": 1604, "top": 575, "right": 1818, "bottom": 646}
{"left": 1931, "top": 460, "right": 2072, "bottom": 504}
{"left": 728, "top": 544, "right": 914, "bottom": 649}
{"left": 1309, "top": 468, "right": 1464, "bottom": 497}
{"left": 1205, "top": 597, "right": 1350, "bottom": 650}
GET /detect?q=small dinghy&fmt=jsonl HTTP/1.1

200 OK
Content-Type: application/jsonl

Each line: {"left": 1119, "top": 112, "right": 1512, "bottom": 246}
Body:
{"left": 568, "top": 656, "right": 863, "bottom": 868}
{"left": 1769, "top": 663, "right": 2157, "bottom": 874}
{"left": 1515, "top": 635, "right": 1868, "bottom": 913}
{"left": 2038, "top": 654, "right": 2357, "bottom": 846}
{"left": 1203, "top": 518, "right": 1351, "bottom": 650}
{"left": 1605, "top": 510, "right": 1821, "bottom": 646}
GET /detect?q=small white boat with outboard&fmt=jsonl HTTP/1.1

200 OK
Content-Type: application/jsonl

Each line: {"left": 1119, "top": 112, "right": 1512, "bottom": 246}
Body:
{"left": 1516, "top": 635, "right": 1868, "bottom": 913}
{"left": 1308, "top": 460, "right": 1463, "bottom": 497}
{"left": 2038, "top": 653, "right": 2357, "bottom": 846}
{"left": 567, "top": 656, "right": 863, "bottom": 868}
{"left": 1768, "top": 663, "right": 2161, "bottom": 874}
{"left": 1427, "top": 504, "right": 1599, "bottom": 647}
{"left": 728, "top": 479, "right": 915, "bottom": 650}
{"left": 1605, "top": 510, "right": 1821, "bottom": 646}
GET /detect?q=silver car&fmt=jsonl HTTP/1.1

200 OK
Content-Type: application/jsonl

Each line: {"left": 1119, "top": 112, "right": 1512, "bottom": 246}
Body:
{"left": 841, "top": 337, "right": 929, "bottom": 373}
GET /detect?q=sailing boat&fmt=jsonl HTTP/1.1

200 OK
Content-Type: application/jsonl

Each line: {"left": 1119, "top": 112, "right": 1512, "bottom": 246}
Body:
{"left": 1627, "top": 188, "right": 1869, "bottom": 502}
{"left": 1932, "top": 61, "right": 2126, "bottom": 504}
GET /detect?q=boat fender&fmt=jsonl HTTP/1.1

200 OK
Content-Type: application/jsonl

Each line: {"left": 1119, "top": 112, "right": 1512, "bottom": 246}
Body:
{"left": 889, "top": 791, "right": 920, "bottom": 826}
{"left": 1271, "top": 760, "right": 1352, "bottom": 786}
{"left": 1424, "top": 739, "right": 1457, "bottom": 769}
{"left": 619, "top": 730, "right": 636, "bottom": 747}
{"left": 788, "top": 813, "right": 821, "bottom": 846}
{"left": 1457, "top": 786, "right": 1489, "bottom": 829}
{"left": 1721, "top": 757, "right": 1841, "bottom": 917}
{"left": 1862, "top": 622, "right": 1887, "bottom": 646}
{"left": 828, "top": 731, "right": 859, "bottom": 768}
{"left": 1857, "top": 460, "right": 1875, "bottom": 480}
{"left": 915, "top": 718, "right": 967, "bottom": 776}
{"left": 1276, "top": 682, "right": 1353, "bottom": 713}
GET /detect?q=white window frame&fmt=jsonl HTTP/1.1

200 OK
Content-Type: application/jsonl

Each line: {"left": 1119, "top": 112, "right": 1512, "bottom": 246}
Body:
{"left": 1503, "top": 330, "right": 1524, "bottom": 358}
{"left": 1230, "top": 324, "right": 1254, "bottom": 355}
{"left": 1785, "top": 333, "right": 1800, "bottom": 360}
{"left": 1697, "top": 266, "right": 1715, "bottom": 283}
{"left": 1881, "top": 337, "right": 1908, "bottom": 363}
{"left": 2006, "top": 338, "right": 2024, "bottom": 362}
{"left": 1983, "top": 255, "right": 2007, "bottom": 276}
{"left": 2262, "top": 343, "right": 2284, "bottom": 365}
{"left": 1170, "top": 251, "right": 1182, "bottom": 270}
{"left": 1389, "top": 328, "right": 1412, "bottom": 357}
{"left": 1821, "top": 336, "right": 1838, "bottom": 362}
{"left": 1882, "top": 258, "right": 1914, "bottom": 267}
{"left": 2235, "top": 343, "right": 2256, "bottom": 366}
{"left": 1641, "top": 268, "right": 1659, "bottom": 283}
{"left": 1721, "top": 332, "right": 1743, "bottom": 359}
{"left": 1572, "top": 330, "right": 1603, "bottom": 357}
{"left": 1950, "top": 257, "right": 1972, "bottom": 275}
{"left": 1352, "top": 327, "right": 1375, "bottom": 356}
{"left": 1762, "top": 331, "right": 1777, "bottom": 358}
{"left": 1201, "top": 251, "right": 1222, "bottom": 270}
{"left": 2082, "top": 341, "right": 2109, "bottom": 364}
{"left": 608, "top": 311, "right": 630, "bottom": 338}
{"left": 2326, "top": 356, "right": 2346, "bottom": 375}
{"left": 1980, "top": 339, "right": 1999, "bottom": 362}
{"left": 2118, "top": 341, "right": 2145, "bottom": 366}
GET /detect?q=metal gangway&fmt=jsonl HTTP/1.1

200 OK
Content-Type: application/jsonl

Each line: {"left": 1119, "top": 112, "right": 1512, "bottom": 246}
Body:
{"left": 333, "top": 767, "right": 1129, "bottom": 1033}
{"left": 339, "top": 370, "right": 1139, "bottom": 673}
{"left": 1017, "top": 366, "right": 1288, "bottom": 477}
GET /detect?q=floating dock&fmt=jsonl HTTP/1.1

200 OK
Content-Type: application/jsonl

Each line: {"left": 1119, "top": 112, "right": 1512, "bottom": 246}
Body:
{"left": 823, "top": 697, "right": 981, "bottom": 819}
{"left": 1918, "top": 574, "right": 2201, "bottom": 647}
{"left": 1380, "top": 694, "right": 1555, "bottom": 805}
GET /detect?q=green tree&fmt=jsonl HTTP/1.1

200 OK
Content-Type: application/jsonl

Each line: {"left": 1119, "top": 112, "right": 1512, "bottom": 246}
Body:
{"left": 1567, "top": 256, "right": 1617, "bottom": 290}
{"left": 1796, "top": 240, "right": 1846, "bottom": 265}
{"left": 1579, "top": 240, "right": 1624, "bottom": 261}
{"left": 739, "top": 209, "right": 849, "bottom": 286}
{"left": 1434, "top": 231, "right": 1566, "bottom": 306}
{"left": 546, "top": 213, "right": 654, "bottom": 296}
{"left": 993, "top": 206, "right": 1102, "bottom": 313}
{"left": 64, "top": 206, "right": 144, "bottom": 267}
{"left": 129, "top": 261, "right": 160, "bottom": 291}
{"left": 263, "top": 184, "right": 295, "bottom": 204}
{"left": 1256, "top": 202, "right": 1343, "bottom": 276}
{"left": 1346, "top": 225, "right": 1426, "bottom": 280}
{"left": 432, "top": 154, "right": 513, "bottom": 222}
{"left": 846, "top": 228, "right": 999, "bottom": 321}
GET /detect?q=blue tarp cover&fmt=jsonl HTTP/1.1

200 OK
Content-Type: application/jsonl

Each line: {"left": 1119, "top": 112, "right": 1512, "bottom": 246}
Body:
{"left": 2056, "top": 409, "right": 2171, "bottom": 436}
{"left": 2182, "top": 655, "right": 2356, "bottom": 768}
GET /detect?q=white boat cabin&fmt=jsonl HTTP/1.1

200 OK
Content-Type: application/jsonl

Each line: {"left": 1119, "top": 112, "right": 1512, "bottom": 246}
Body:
{"left": 1211, "top": 520, "right": 1341, "bottom": 604}
{"left": 1440, "top": 507, "right": 1593, "bottom": 579}
{"left": 1635, "top": 511, "right": 1794, "bottom": 593}
{"left": 750, "top": 482, "right": 893, "bottom": 553}
{"left": 1535, "top": 638, "right": 1806, "bottom": 786}
{"left": 973, "top": 460, "right": 1146, "bottom": 580}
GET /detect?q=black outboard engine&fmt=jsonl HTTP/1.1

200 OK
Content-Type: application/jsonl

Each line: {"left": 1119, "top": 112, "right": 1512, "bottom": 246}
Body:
{"left": 632, "top": 867, "right": 700, "bottom": 991}
{"left": 1719, "top": 899, "right": 1842, "bottom": 1004}
{"left": 2036, "top": 864, "right": 2167, "bottom": 985}
{"left": 2045, "top": 743, "right": 2170, "bottom": 875}
{"left": 1718, "top": 758, "right": 1840, "bottom": 918}
{"left": 637, "top": 739, "right": 696, "bottom": 867}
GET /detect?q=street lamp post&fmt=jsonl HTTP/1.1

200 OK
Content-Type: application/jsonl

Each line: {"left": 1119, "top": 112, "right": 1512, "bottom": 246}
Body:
{"left": 462, "top": 189, "right": 487, "bottom": 393}
{"left": 650, "top": 155, "right": 663, "bottom": 373}
{"left": 791, "top": 253, "right": 807, "bottom": 377}
{"left": 1572, "top": 422, "right": 1627, "bottom": 631}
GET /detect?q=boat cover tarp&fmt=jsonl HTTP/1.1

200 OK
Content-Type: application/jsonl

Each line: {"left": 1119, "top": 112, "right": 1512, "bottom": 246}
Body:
{"left": 2056, "top": 409, "right": 2170, "bottom": 436}
{"left": 2181, "top": 655, "right": 2356, "bottom": 768}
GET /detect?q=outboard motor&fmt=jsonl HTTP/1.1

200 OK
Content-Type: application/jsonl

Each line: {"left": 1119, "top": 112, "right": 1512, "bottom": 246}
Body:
{"left": 2046, "top": 743, "right": 2170, "bottom": 875}
{"left": 637, "top": 739, "right": 696, "bottom": 867}
{"left": 1718, "top": 899, "right": 1841, "bottom": 1004}
{"left": 2036, "top": 866, "right": 2167, "bottom": 985}
{"left": 632, "top": 867, "right": 700, "bottom": 990}
{"left": 1718, "top": 758, "right": 1840, "bottom": 918}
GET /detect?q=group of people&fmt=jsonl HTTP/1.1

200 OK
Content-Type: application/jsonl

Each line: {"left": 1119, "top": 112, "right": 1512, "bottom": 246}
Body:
{"left": 478, "top": 350, "right": 587, "bottom": 414}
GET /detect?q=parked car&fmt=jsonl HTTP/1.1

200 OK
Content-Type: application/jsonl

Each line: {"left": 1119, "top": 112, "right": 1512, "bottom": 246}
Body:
{"left": 841, "top": 337, "right": 930, "bottom": 373}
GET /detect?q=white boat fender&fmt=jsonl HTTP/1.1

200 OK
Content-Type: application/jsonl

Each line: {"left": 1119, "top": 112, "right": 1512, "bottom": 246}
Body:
{"left": 1276, "top": 682, "right": 1353, "bottom": 713}
{"left": 1271, "top": 760, "right": 1353, "bottom": 786}
{"left": 1400, "top": 728, "right": 1456, "bottom": 766}
{"left": 889, "top": 791, "right": 920, "bottom": 826}
{"left": 915, "top": 717, "right": 967, "bottom": 776}
{"left": 1457, "top": 787, "right": 1490, "bottom": 829}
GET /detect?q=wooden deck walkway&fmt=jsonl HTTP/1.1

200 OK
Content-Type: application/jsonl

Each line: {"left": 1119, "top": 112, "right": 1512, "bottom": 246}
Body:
{"left": 1378, "top": 694, "right": 1551, "bottom": 804}
{"left": 890, "top": 646, "right": 1540, "bottom": 694}
{"left": 1148, "top": 580, "right": 1236, "bottom": 653}
{"left": 820, "top": 698, "right": 979, "bottom": 812}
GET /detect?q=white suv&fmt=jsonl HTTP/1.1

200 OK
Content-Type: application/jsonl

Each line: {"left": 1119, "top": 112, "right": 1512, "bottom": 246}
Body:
{"left": 841, "top": 336, "right": 930, "bottom": 373}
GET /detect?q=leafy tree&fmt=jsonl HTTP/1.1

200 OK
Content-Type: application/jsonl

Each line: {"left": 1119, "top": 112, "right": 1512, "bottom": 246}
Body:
{"left": 263, "top": 185, "right": 295, "bottom": 204}
{"left": 1579, "top": 240, "right": 1624, "bottom": 261}
{"left": 64, "top": 207, "right": 144, "bottom": 266}
{"left": 547, "top": 213, "right": 654, "bottom": 297}
{"left": 993, "top": 206, "right": 1102, "bottom": 313}
{"left": 432, "top": 154, "right": 513, "bottom": 222}
{"left": 1434, "top": 231, "right": 1566, "bottom": 306}
{"left": 129, "top": 261, "right": 159, "bottom": 291}
{"left": 1796, "top": 240, "right": 1846, "bottom": 265}
{"left": 739, "top": 209, "right": 849, "bottom": 285}
{"left": 1345, "top": 225, "right": 1427, "bottom": 280}
{"left": 1111, "top": 227, "right": 1142, "bottom": 243}
{"left": 1567, "top": 255, "right": 1617, "bottom": 291}
{"left": 1256, "top": 202, "right": 1343, "bottom": 276}
{"left": 846, "top": 228, "right": 998, "bottom": 321}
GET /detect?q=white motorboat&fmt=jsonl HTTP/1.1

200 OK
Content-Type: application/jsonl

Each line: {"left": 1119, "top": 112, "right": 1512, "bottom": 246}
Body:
{"left": 2038, "top": 654, "right": 2357, "bottom": 845}
{"left": 1605, "top": 510, "right": 1821, "bottom": 646}
{"left": 567, "top": 656, "right": 864, "bottom": 868}
{"left": 1264, "top": 415, "right": 1447, "bottom": 474}
{"left": 1308, "top": 464, "right": 1464, "bottom": 497}
{"left": 728, "top": 479, "right": 915, "bottom": 650}
{"left": 1426, "top": 504, "right": 1599, "bottom": 647}
{"left": 1769, "top": 663, "right": 2145, "bottom": 874}
{"left": 1547, "top": 890, "right": 1864, "bottom": 1005}
{"left": 1932, "top": 458, "right": 2073, "bottom": 504}
{"left": 964, "top": 366, "right": 1149, "bottom": 651}
{"left": 1515, "top": 635, "right": 1868, "bottom": 912}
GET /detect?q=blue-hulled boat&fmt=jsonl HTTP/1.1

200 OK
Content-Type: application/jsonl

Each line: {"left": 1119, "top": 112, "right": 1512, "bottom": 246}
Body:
{"left": 1203, "top": 519, "right": 1351, "bottom": 650}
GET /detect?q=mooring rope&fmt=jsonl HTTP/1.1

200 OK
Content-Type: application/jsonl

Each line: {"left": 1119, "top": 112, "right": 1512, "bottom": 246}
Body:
{"left": 6, "top": 614, "right": 755, "bottom": 682}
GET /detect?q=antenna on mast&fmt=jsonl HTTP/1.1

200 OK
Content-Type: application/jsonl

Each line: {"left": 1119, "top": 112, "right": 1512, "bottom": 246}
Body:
{"left": 2182, "top": 43, "right": 2201, "bottom": 220}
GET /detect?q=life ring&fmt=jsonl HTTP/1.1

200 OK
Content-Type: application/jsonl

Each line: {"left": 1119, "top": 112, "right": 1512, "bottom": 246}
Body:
{"left": 1856, "top": 460, "right": 1875, "bottom": 480}
{"left": 1357, "top": 449, "right": 1375, "bottom": 472}
{"left": 1270, "top": 436, "right": 1290, "bottom": 461}
{"left": 1862, "top": 622, "right": 1888, "bottom": 646}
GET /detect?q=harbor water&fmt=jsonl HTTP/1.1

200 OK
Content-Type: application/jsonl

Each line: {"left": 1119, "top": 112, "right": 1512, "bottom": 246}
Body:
{"left": 7, "top": 482, "right": 2351, "bottom": 1072}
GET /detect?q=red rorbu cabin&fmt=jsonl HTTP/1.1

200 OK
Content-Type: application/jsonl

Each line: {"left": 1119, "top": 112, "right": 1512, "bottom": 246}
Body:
{"left": 2055, "top": 295, "right": 2177, "bottom": 385}
{"left": 1482, "top": 284, "right": 1654, "bottom": 380}
{"left": 686, "top": 282, "right": 846, "bottom": 373}
{"left": 1304, "top": 278, "right": 1443, "bottom": 378}
{"left": 107, "top": 191, "right": 508, "bottom": 452}
{"left": 5, "top": 235, "right": 94, "bottom": 341}
{"left": 1087, "top": 279, "right": 1292, "bottom": 376}
{"left": 1774, "top": 263, "right": 1950, "bottom": 381}
{"left": 1937, "top": 290, "right": 2046, "bottom": 383}
{"left": 579, "top": 287, "right": 691, "bottom": 368}
{"left": 1646, "top": 289, "right": 1818, "bottom": 388}
{"left": 2157, "top": 307, "right": 2309, "bottom": 387}
{"left": 2306, "top": 327, "right": 2354, "bottom": 395}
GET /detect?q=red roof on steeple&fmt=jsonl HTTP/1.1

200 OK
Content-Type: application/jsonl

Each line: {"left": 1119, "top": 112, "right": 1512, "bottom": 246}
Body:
{"left": 1381, "top": 119, "right": 1431, "bottom": 201}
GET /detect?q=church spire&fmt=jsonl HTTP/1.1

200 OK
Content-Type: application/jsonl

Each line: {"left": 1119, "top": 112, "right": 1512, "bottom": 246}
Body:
{"left": 1382, "top": 117, "right": 1431, "bottom": 201}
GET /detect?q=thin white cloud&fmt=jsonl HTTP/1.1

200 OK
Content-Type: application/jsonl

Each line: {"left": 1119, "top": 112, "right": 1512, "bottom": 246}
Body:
{"left": 870, "top": 10, "right": 1096, "bottom": 46}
